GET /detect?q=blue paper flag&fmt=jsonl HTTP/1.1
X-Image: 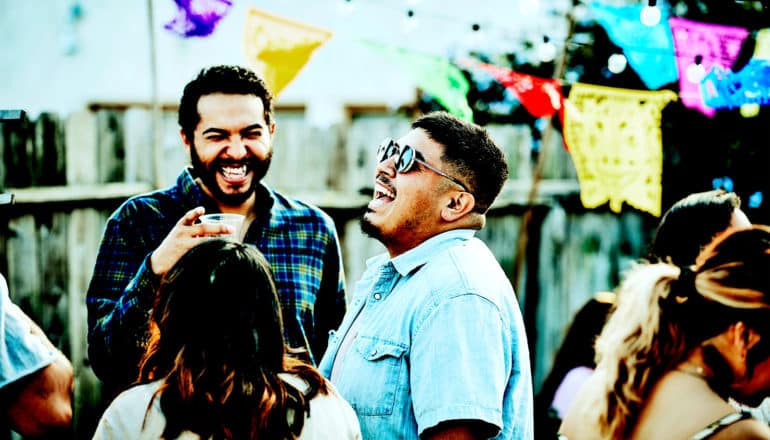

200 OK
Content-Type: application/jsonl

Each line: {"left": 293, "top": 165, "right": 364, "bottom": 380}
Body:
{"left": 701, "top": 59, "right": 770, "bottom": 109}
{"left": 164, "top": 0, "right": 233, "bottom": 38}
{"left": 589, "top": 2, "right": 678, "bottom": 90}
{"left": 748, "top": 191, "right": 763, "bottom": 209}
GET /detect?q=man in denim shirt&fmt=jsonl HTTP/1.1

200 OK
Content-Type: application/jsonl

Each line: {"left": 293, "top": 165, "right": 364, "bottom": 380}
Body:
{"left": 320, "top": 112, "right": 534, "bottom": 439}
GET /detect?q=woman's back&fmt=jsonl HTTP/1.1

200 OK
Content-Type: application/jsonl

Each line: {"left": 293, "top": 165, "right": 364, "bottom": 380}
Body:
{"left": 631, "top": 371, "right": 764, "bottom": 440}
{"left": 94, "top": 373, "right": 361, "bottom": 439}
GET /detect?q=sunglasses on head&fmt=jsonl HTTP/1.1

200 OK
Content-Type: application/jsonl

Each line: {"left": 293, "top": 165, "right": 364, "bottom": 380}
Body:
{"left": 376, "top": 138, "right": 469, "bottom": 192}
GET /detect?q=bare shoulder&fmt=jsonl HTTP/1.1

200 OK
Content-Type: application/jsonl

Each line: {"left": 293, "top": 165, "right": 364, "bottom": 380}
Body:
{"left": 713, "top": 419, "right": 770, "bottom": 440}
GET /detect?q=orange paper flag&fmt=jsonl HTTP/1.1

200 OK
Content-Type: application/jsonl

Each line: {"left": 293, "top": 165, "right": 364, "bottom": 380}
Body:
{"left": 563, "top": 83, "right": 677, "bottom": 216}
{"left": 243, "top": 8, "right": 333, "bottom": 97}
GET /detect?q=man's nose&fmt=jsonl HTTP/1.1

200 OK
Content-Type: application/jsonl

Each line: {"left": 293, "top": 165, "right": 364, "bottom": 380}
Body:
{"left": 375, "top": 155, "right": 397, "bottom": 177}
{"left": 226, "top": 136, "right": 248, "bottom": 158}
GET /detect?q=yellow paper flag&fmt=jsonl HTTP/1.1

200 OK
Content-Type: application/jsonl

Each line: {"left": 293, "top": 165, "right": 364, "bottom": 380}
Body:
{"left": 243, "top": 8, "right": 332, "bottom": 97}
{"left": 563, "top": 83, "right": 677, "bottom": 217}
{"left": 755, "top": 28, "right": 770, "bottom": 60}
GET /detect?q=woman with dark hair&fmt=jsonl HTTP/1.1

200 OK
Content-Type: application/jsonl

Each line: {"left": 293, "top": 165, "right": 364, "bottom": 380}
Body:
{"left": 560, "top": 226, "right": 770, "bottom": 439}
{"left": 649, "top": 190, "right": 750, "bottom": 266}
{"left": 93, "top": 240, "right": 360, "bottom": 439}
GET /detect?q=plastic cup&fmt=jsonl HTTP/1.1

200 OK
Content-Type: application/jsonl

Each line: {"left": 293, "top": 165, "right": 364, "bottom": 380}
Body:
{"left": 199, "top": 213, "right": 245, "bottom": 241}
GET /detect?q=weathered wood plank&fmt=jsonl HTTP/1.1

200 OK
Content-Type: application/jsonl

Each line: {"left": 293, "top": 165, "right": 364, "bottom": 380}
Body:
{"left": 95, "top": 110, "right": 125, "bottom": 183}
{"left": 66, "top": 111, "right": 99, "bottom": 185}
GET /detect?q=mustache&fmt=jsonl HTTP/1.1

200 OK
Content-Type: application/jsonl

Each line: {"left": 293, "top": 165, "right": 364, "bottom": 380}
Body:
{"left": 214, "top": 156, "right": 260, "bottom": 168}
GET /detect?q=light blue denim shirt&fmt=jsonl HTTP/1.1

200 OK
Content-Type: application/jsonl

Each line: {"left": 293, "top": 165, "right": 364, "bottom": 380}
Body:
{"left": 0, "top": 274, "right": 56, "bottom": 389}
{"left": 320, "top": 229, "right": 534, "bottom": 439}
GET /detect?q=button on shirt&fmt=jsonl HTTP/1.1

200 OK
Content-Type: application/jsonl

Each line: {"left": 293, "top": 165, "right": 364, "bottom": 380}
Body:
{"left": 320, "top": 229, "right": 534, "bottom": 440}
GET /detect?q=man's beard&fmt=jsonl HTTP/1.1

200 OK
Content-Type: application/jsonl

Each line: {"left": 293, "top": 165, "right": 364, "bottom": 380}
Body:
{"left": 190, "top": 143, "right": 271, "bottom": 206}
{"left": 359, "top": 211, "right": 383, "bottom": 242}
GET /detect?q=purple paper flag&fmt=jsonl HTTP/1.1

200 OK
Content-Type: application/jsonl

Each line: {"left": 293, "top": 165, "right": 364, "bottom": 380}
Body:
{"left": 165, "top": 0, "right": 233, "bottom": 38}
{"left": 669, "top": 17, "right": 749, "bottom": 117}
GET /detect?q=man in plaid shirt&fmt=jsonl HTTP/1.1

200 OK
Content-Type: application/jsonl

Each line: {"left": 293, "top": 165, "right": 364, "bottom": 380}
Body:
{"left": 86, "top": 65, "right": 346, "bottom": 395}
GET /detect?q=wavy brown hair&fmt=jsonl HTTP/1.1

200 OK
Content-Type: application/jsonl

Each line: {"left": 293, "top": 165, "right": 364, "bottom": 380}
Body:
{"left": 588, "top": 226, "right": 770, "bottom": 439}
{"left": 138, "top": 240, "right": 328, "bottom": 439}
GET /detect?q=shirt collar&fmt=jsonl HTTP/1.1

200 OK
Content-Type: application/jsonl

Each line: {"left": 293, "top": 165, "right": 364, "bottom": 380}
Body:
{"left": 365, "top": 229, "right": 476, "bottom": 277}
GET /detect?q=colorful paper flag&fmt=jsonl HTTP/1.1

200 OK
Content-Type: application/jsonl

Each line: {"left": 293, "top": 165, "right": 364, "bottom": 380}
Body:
{"left": 243, "top": 8, "right": 333, "bottom": 97}
{"left": 361, "top": 41, "right": 473, "bottom": 121}
{"left": 469, "top": 62, "right": 563, "bottom": 118}
{"left": 701, "top": 59, "right": 770, "bottom": 109}
{"left": 589, "top": 2, "right": 677, "bottom": 90}
{"left": 563, "top": 83, "right": 677, "bottom": 216}
{"left": 755, "top": 28, "right": 770, "bottom": 60}
{"left": 164, "top": 0, "right": 232, "bottom": 38}
{"left": 669, "top": 17, "right": 749, "bottom": 117}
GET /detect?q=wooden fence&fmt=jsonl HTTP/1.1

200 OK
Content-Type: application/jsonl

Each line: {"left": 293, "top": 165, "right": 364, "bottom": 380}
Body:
{"left": 0, "top": 106, "right": 654, "bottom": 438}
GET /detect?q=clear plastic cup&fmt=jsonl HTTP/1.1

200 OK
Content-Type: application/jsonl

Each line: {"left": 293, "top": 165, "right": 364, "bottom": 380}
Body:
{"left": 199, "top": 213, "right": 245, "bottom": 241}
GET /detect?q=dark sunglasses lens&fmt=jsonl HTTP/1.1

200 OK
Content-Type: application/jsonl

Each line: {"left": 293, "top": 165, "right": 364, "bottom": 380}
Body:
{"left": 397, "top": 146, "right": 414, "bottom": 172}
{"left": 377, "top": 140, "right": 392, "bottom": 163}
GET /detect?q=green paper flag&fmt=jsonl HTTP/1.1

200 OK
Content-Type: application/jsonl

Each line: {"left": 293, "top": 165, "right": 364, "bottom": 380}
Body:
{"left": 362, "top": 41, "right": 473, "bottom": 121}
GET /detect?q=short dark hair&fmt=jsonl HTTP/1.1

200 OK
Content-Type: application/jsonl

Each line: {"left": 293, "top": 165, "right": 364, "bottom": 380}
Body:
{"left": 649, "top": 190, "right": 742, "bottom": 266}
{"left": 412, "top": 112, "right": 508, "bottom": 213}
{"left": 178, "top": 65, "right": 274, "bottom": 140}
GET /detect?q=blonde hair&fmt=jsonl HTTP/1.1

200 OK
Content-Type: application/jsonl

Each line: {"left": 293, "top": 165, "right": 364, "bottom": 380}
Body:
{"left": 586, "top": 226, "right": 770, "bottom": 439}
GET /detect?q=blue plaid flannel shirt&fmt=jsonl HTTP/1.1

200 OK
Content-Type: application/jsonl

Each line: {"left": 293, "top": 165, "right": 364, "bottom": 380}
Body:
{"left": 86, "top": 168, "right": 346, "bottom": 392}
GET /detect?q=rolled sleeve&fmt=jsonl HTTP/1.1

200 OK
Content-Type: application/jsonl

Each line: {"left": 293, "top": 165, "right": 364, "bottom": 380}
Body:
{"left": 410, "top": 293, "right": 508, "bottom": 436}
{"left": 0, "top": 276, "right": 56, "bottom": 389}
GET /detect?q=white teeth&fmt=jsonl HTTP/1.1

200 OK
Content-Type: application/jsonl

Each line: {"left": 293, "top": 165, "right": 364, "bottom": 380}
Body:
{"left": 221, "top": 164, "right": 247, "bottom": 178}
{"left": 374, "top": 182, "right": 394, "bottom": 199}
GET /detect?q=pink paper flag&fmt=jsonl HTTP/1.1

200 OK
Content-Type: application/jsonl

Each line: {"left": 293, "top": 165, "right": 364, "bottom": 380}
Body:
{"left": 669, "top": 17, "right": 749, "bottom": 117}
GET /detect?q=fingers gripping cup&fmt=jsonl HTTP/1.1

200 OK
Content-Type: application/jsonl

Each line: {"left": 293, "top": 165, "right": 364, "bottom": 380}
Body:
{"left": 199, "top": 213, "right": 245, "bottom": 241}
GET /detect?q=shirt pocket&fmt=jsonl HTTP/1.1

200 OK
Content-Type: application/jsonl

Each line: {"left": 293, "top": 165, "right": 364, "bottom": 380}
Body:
{"left": 349, "top": 336, "right": 407, "bottom": 416}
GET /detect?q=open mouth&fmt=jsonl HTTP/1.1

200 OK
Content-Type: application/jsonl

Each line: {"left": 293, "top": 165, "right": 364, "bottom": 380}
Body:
{"left": 373, "top": 182, "right": 395, "bottom": 202}
{"left": 219, "top": 163, "right": 249, "bottom": 184}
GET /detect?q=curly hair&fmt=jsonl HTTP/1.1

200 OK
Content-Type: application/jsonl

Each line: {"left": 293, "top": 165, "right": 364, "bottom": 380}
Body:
{"left": 138, "top": 240, "right": 328, "bottom": 439}
{"left": 178, "top": 65, "right": 274, "bottom": 141}
{"left": 588, "top": 226, "right": 770, "bottom": 439}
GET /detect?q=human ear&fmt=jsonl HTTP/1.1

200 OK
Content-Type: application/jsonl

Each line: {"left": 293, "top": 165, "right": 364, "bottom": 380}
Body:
{"left": 441, "top": 192, "right": 476, "bottom": 222}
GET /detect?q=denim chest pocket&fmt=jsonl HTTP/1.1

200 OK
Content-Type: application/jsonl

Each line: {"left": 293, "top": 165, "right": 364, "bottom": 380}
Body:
{"left": 347, "top": 336, "right": 407, "bottom": 416}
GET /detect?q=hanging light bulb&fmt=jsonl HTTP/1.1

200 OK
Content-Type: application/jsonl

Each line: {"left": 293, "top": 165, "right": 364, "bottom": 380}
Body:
{"left": 402, "top": 9, "right": 419, "bottom": 33}
{"left": 685, "top": 55, "right": 706, "bottom": 83}
{"left": 640, "top": 0, "right": 662, "bottom": 26}
{"left": 467, "top": 23, "right": 486, "bottom": 53}
{"left": 538, "top": 35, "right": 557, "bottom": 63}
{"left": 607, "top": 53, "right": 627, "bottom": 74}
{"left": 740, "top": 103, "right": 760, "bottom": 118}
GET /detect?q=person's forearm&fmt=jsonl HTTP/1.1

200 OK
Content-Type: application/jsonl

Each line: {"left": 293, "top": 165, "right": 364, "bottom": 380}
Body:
{"left": 6, "top": 352, "right": 74, "bottom": 436}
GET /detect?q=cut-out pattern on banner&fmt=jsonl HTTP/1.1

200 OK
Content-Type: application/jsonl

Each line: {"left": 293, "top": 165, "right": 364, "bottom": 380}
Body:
{"left": 470, "top": 61, "right": 563, "bottom": 118}
{"left": 669, "top": 17, "right": 749, "bottom": 117}
{"left": 701, "top": 59, "right": 770, "bottom": 109}
{"left": 589, "top": 2, "right": 677, "bottom": 90}
{"left": 164, "top": 0, "right": 232, "bottom": 38}
{"left": 361, "top": 41, "right": 473, "bottom": 121}
{"left": 243, "top": 8, "right": 333, "bottom": 97}
{"left": 564, "top": 83, "right": 677, "bottom": 216}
